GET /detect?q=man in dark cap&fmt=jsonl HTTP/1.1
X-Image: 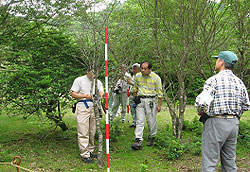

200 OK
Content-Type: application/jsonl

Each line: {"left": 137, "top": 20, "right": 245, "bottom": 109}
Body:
{"left": 196, "top": 51, "right": 250, "bottom": 172}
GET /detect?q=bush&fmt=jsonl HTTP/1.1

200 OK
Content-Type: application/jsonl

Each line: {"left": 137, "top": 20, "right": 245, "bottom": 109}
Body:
{"left": 153, "top": 128, "right": 173, "bottom": 148}
{"left": 100, "top": 119, "right": 123, "bottom": 142}
{"left": 154, "top": 130, "right": 185, "bottom": 160}
{"left": 186, "top": 77, "right": 205, "bottom": 104}
{"left": 163, "top": 139, "right": 185, "bottom": 160}
{"left": 154, "top": 122, "right": 203, "bottom": 160}
{"left": 238, "top": 120, "right": 250, "bottom": 149}
{"left": 154, "top": 116, "right": 250, "bottom": 160}
{"left": 183, "top": 136, "right": 202, "bottom": 156}
{"left": 183, "top": 116, "right": 203, "bottom": 136}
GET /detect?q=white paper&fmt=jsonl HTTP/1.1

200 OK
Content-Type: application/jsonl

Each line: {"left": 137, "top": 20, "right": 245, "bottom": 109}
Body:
{"left": 196, "top": 90, "right": 214, "bottom": 105}
{"left": 195, "top": 90, "right": 214, "bottom": 112}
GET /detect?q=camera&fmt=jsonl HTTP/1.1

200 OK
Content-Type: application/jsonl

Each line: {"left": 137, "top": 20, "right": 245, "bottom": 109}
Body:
{"left": 114, "top": 85, "right": 121, "bottom": 94}
{"left": 132, "top": 102, "right": 137, "bottom": 108}
{"left": 133, "top": 96, "right": 141, "bottom": 105}
{"left": 196, "top": 103, "right": 208, "bottom": 113}
{"left": 149, "top": 101, "right": 154, "bottom": 109}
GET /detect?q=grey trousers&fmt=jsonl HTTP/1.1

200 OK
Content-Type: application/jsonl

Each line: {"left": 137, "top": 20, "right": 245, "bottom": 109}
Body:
{"left": 110, "top": 92, "right": 128, "bottom": 121}
{"left": 129, "top": 94, "right": 136, "bottom": 125}
{"left": 135, "top": 97, "right": 157, "bottom": 141}
{"left": 201, "top": 117, "right": 239, "bottom": 172}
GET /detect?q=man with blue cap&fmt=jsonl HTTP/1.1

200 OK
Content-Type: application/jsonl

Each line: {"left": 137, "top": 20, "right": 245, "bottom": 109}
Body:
{"left": 195, "top": 51, "right": 250, "bottom": 172}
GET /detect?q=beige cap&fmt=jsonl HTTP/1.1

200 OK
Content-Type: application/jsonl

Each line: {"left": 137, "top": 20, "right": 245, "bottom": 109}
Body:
{"left": 132, "top": 63, "right": 140, "bottom": 68}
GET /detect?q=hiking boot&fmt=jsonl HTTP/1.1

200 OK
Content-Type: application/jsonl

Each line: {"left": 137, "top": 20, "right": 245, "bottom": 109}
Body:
{"left": 90, "top": 152, "right": 98, "bottom": 158}
{"left": 82, "top": 157, "right": 94, "bottom": 163}
{"left": 147, "top": 137, "right": 155, "bottom": 146}
{"left": 131, "top": 138, "right": 142, "bottom": 150}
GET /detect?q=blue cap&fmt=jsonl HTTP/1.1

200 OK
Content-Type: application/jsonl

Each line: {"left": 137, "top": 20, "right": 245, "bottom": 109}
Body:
{"left": 212, "top": 51, "right": 238, "bottom": 65}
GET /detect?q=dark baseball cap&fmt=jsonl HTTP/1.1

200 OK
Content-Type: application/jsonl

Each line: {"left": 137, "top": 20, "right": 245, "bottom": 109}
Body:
{"left": 212, "top": 51, "right": 238, "bottom": 65}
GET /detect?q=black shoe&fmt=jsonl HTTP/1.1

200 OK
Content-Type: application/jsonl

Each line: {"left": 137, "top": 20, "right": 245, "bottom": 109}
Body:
{"left": 147, "top": 137, "right": 155, "bottom": 146}
{"left": 147, "top": 140, "right": 153, "bottom": 146}
{"left": 131, "top": 138, "right": 142, "bottom": 150}
{"left": 90, "top": 152, "right": 98, "bottom": 158}
{"left": 129, "top": 124, "right": 136, "bottom": 128}
{"left": 82, "top": 157, "right": 94, "bottom": 163}
{"left": 122, "top": 119, "right": 125, "bottom": 123}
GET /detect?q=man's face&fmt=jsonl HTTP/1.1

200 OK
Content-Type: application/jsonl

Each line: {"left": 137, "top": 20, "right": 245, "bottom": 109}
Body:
{"left": 86, "top": 70, "right": 96, "bottom": 80}
{"left": 121, "top": 66, "right": 127, "bottom": 74}
{"left": 132, "top": 67, "right": 140, "bottom": 75}
{"left": 141, "top": 63, "right": 151, "bottom": 76}
{"left": 215, "top": 58, "right": 223, "bottom": 71}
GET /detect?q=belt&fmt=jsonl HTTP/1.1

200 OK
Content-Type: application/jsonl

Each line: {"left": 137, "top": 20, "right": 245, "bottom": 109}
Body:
{"left": 212, "top": 115, "right": 237, "bottom": 119}
{"left": 78, "top": 100, "right": 93, "bottom": 109}
{"left": 139, "top": 95, "right": 156, "bottom": 99}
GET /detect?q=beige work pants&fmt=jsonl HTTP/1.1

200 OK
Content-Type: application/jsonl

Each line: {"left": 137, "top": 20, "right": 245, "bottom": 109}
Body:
{"left": 75, "top": 103, "right": 96, "bottom": 158}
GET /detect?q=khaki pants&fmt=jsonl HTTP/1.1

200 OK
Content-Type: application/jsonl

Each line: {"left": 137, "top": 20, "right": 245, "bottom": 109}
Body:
{"left": 75, "top": 103, "right": 96, "bottom": 158}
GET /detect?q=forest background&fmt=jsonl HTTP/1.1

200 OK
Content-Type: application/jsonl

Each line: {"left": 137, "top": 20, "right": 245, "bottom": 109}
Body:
{"left": 0, "top": 0, "right": 250, "bottom": 171}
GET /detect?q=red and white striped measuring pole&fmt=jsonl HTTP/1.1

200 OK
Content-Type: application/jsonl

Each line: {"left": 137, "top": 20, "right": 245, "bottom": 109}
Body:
{"left": 105, "top": 27, "right": 110, "bottom": 172}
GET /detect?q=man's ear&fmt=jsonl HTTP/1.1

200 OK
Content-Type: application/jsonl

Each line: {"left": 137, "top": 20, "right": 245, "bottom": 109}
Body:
{"left": 221, "top": 59, "right": 225, "bottom": 67}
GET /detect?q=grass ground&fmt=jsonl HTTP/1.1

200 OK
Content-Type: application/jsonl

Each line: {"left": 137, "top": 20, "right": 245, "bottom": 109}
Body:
{"left": 0, "top": 106, "right": 250, "bottom": 172}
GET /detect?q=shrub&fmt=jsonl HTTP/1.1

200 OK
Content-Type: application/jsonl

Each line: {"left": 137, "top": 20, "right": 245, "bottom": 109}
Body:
{"left": 154, "top": 131, "right": 185, "bottom": 160}
{"left": 163, "top": 139, "right": 185, "bottom": 160}
{"left": 238, "top": 120, "right": 250, "bottom": 149}
{"left": 100, "top": 119, "right": 123, "bottom": 142}
{"left": 183, "top": 136, "right": 202, "bottom": 156}
{"left": 183, "top": 116, "right": 203, "bottom": 136}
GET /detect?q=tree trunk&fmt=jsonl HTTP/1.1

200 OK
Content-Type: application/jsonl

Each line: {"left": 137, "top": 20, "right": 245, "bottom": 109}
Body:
{"left": 92, "top": 72, "right": 104, "bottom": 168}
{"left": 165, "top": 98, "right": 177, "bottom": 137}
{"left": 93, "top": 99, "right": 104, "bottom": 167}
{"left": 177, "top": 80, "right": 186, "bottom": 139}
{"left": 46, "top": 112, "right": 68, "bottom": 131}
{"left": 46, "top": 101, "right": 68, "bottom": 131}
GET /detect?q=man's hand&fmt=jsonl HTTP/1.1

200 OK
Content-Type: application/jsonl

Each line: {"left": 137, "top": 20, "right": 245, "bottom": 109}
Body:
{"left": 198, "top": 112, "right": 205, "bottom": 116}
{"left": 85, "top": 94, "right": 92, "bottom": 100}
{"left": 157, "top": 98, "right": 162, "bottom": 112}
{"left": 157, "top": 105, "right": 161, "bottom": 112}
{"left": 72, "top": 91, "right": 93, "bottom": 100}
{"left": 127, "top": 77, "right": 134, "bottom": 86}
